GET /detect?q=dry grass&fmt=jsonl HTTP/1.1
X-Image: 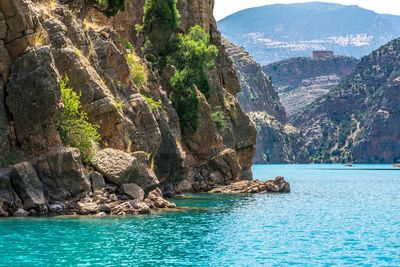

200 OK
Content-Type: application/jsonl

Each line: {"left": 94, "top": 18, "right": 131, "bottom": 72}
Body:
{"left": 32, "top": 30, "right": 47, "bottom": 47}
{"left": 83, "top": 16, "right": 103, "bottom": 31}
{"left": 36, "top": 0, "right": 57, "bottom": 13}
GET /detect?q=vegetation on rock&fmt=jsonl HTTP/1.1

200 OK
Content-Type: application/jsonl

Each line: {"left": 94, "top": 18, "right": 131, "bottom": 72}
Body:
{"left": 126, "top": 49, "right": 148, "bottom": 86}
{"left": 95, "top": 0, "right": 125, "bottom": 17}
{"left": 142, "top": 0, "right": 180, "bottom": 68}
{"left": 211, "top": 107, "right": 228, "bottom": 132}
{"left": 57, "top": 77, "right": 100, "bottom": 163}
{"left": 170, "top": 26, "right": 218, "bottom": 134}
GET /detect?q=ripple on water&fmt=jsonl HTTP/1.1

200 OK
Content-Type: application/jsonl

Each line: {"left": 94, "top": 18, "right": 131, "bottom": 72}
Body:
{"left": 1, "top": 164, "right": 400, "bottom": 266}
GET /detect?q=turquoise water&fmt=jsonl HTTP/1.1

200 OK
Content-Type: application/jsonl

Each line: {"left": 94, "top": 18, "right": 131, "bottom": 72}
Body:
{"left": 1, "top": 164, "right": 400, "bottom": 266}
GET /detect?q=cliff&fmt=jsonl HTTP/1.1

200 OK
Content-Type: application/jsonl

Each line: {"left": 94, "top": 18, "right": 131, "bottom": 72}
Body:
{"left": 0, "top": 0, "right": 256, "bottom": 217}
{"left": 294, "top": 38, "right": 400, "bottom": 163}
{"left": 263, "top": 56, "right": 358, "bottom": 117}
{"left": 223, "top": 39, "right": 308, "bottom": 163}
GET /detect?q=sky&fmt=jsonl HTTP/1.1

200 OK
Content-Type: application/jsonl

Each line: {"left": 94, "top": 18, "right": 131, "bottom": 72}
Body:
{"left": 214, "top": 0, "right": 400, "bottom": 21}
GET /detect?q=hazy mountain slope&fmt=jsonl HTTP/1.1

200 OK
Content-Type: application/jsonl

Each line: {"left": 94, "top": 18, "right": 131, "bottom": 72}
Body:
{"left": 263, "top": 56, "right": 358, "bottom": 117}
{"left": 293, "top": 38, "right": 400, "bottom": 163}
{"left": 223, "top": 39, "right": 308, "bottom": 163}
{"left": 218, "top": 2, "right": 400, "bottom": 64}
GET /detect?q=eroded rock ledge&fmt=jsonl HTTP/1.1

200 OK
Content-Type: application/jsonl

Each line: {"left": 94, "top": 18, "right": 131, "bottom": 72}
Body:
{"left": 0, "top": 147, "right": 176, "bottom": 217}
{"left": 210, "top": 176, "right": 290, "bottom": 194}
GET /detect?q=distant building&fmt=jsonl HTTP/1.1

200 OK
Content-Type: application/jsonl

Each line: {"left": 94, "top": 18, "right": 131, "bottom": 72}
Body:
{"left": 312, "top": 50, "right": 334, "bottom": 58}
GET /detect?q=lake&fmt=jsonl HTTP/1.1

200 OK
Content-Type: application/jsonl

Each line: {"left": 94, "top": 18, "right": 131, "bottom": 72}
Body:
{"left": 1, "top": 164, "right": 399, "bottom": 266}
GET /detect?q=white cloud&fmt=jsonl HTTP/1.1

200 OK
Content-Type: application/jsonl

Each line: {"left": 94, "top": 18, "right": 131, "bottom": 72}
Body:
{"left": 214, "top": 0, "right": 400, "bottom": 20}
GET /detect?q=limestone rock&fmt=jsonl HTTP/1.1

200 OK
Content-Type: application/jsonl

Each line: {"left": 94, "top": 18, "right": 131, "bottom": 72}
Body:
{"left": 14, "top": 208, "right": 29, "bottom": 217}
{"left": 146, "top": 188, "right": 176, "bottom": 209}
{"left": 35, "top": 147, "right": 90, "bottom": 201}
{"left": 0, "top": 41, "right": 11, "bottom": 81}
{"left": 0, "top": 0, "right": 41, "bottom": 58}
{"left": 118, "top": 183, "right": 144, "bottom": 201}
{"left": 0, "top": 79, "right": 10, "bottom": 154}
{"left": 210, "top": 176, "right": 291, "bottom": 194}
{"left": 77, "top": 201, "right": 99, "bottom": 215}
{"left": 6, "top": 46, "right": 62, "bottom": 156}
{"left": 210, "top": 149, "right": 241, "bottom": 182}
{"left": 0, "top": 167, "right": 21, "bottom": 215}
{"left": 131, "top": 151, "right": 159, "bottom": 192}
{"left": 11, "top": 162, "right": 46, "bottom": 213}
{"left": 92, "top": 148, "right": 138, "bottom": 185}
{"left": 89, "top": 171, "right": 105, "bottom": 192}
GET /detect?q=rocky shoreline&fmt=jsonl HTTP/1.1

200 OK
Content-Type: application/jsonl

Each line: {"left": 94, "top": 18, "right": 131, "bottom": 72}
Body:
{"left": 210, "top": 176, "right": 290, "bottom": 194}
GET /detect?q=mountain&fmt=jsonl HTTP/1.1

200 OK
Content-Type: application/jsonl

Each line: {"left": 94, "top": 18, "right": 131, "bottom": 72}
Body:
{"left": 263, "top": 56, "right": 358, "bottom": 117}
{"left": 293, "top": 38, "right": 400, "bottom": 163}
{"left": 218, "top": 2, "right": 400, "bottom": 65}
{"left": 223, "top": 39, "right": 308, "bottom": 163}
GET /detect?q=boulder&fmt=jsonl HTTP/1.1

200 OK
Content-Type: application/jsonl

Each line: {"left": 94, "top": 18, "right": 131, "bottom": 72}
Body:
{"left": 11, "top": 162, "right": 46, "bottom": 213}
{"left": 6, "top": 46, "right": 62, "bottom": 156}
{"left": 131, "top": 151, "right": 159, "bottom": 192}
{"left": 119, "top": 183, "right": 144, "bottom": 201}
{"left": 35, "top": 147, "right": 90, "bottom": 201}
{"left": 48, "top": 203, "right": 65, "bottom": 214}
{"left": 0, "top": 168, "right": 21, "bottom": 214}
{"left": 92, "top": 148, "right": 138, "bottom": 185}
{"left": 77, "top": 201, "right": 99, "bottom": 215}
{"left": 14, "top": 208, "right": 29, "bottom": 217}
{"left": 210, "top": 149, "right": 241, "bottom": 182}
{"left": 89, "top": 171, "right": 105, "bottom": 192}
{"left": 146, "top": 188, "right": 176, "bottom": 209}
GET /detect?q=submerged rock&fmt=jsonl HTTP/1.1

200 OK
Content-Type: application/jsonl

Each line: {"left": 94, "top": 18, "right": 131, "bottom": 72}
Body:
{"left": 210, "top": 176, "right": 290, "bottom": 194}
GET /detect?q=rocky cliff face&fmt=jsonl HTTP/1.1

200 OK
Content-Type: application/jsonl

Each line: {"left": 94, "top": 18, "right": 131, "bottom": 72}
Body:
{"left": 223, "top": 39, "right": 308, "bottom": 163}
{"left": 294, "top": 38, "right": 400, "bottom": 163}
{"left": 263, "top": 56, "right": 358, "bottom": 118}
{"left": 0, "top": 0, "right": 256, "bottom": 216}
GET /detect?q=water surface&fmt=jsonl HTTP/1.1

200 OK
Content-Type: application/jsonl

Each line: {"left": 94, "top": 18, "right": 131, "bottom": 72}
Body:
{"left": 1, "top": 164, "right": 399, "bottom": 266}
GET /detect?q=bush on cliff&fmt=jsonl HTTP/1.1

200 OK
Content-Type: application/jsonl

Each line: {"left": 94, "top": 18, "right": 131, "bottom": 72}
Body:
{"left": 170, "top": 26, "right": 218, "bottom": 134}
{"left": 126, "top": 48, "right": 148, "bottom": 86}
{"left": 142, "top": 0, "right": 180, "bottom": 68}
{"left": 58, "top": 77, "right": 100, "bottom": 163}
{"left": 95, "top": 0, "right": 125, "bottom": 17}
{"left": 211, "top": 106, "right": 228, "bottom": 132}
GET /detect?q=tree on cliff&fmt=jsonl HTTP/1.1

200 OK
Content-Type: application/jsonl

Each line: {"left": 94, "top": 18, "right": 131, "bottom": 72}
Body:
{"left": 170, "top": 26, "right": 218, "bottom": 134}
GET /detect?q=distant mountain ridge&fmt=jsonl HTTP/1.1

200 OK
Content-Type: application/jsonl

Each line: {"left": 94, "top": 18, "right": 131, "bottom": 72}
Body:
{"left": 263, "top": 56, "right": 358, "bottom": 117}
{"left": 218, "top": 2, "right": 400, "bottom": 64}
{"left": 293, "top": 38, "right": 400, "bottom": 163}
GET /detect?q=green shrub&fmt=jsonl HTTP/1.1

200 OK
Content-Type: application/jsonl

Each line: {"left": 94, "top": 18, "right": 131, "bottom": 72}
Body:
{"left": 114, "top": 99, "right": 124, "bottom": 111}
{"left": 170, "top": 68, "right": 200, "bottom": 134}
{"left": 95, "top": 0, "right": 125, "bottom": 17}
{"left": 141, "top": 94, "right": 161, "bottom": 110}
{"left": 142, "top": 0, "right": 180, "bottom": 68}
{"left": 211, "top": 106, "right": 228, "bottom": 132}
{"left": 58, "top": 77, "right": 100, "bottom": 163}
{"left": 126, "top": 50, "right": 147, "bottom": 86}
{"left": 172, "top": 25, "right": 218, "bottom": 98}
{"left": 169, "top": 26, "right": 218, "bottom": 134}
{"left": 0, "top": 149, "right": 21, "bottom": 167}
